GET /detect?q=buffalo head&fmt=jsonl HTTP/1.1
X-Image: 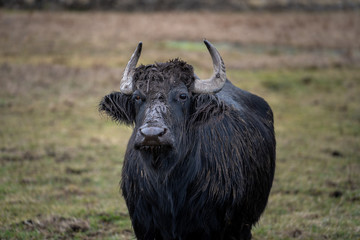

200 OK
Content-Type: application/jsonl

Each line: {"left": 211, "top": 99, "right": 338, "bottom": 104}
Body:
{"left": 100, "top": 40, "right": 227, "bottom": 167}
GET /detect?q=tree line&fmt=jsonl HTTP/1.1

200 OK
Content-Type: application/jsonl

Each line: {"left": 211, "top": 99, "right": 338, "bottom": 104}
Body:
{"left": 1, "top": 0, "right": 359, "bottom": 11}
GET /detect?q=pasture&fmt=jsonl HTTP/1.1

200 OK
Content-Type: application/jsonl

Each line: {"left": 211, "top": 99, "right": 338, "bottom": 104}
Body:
{"left": 0, "top": 10, "right": 359, "bottom": 239}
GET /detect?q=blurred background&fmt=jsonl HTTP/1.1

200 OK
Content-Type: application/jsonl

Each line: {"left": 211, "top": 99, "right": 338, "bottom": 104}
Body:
{"left": 0, "top": 1, "right": 359, "bottom": 239}
{"left": 1, "top": 0, "right": 360, "bottom": 11}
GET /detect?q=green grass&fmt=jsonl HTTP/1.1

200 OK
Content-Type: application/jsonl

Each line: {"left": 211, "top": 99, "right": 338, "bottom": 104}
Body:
{"left": 1, "top": 63, "right": 358, "bottom": 239}
{"left": 0, "top": 12, "right": 359, "bottom": 239}
{"left": 244, "top": 68, "right": 360, "bottom": 240}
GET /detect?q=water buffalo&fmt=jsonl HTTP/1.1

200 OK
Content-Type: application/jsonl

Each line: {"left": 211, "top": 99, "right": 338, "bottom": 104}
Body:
{"left": 99, "top": 40, "right": 276, "bottom": 240}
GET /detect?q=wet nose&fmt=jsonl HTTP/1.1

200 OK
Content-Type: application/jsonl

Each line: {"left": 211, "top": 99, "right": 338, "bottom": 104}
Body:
{"left": 135, "top": 125, "right": 173, "bottom": 148}
{"left": 140, "top": 127, "right": 167, "bottom": 139}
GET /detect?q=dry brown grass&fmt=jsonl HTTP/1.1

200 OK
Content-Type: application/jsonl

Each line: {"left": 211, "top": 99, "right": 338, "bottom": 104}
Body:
{"left": 1, "top": 11, "right": 359, "bottom": 48}
{"left": 0, "top": 11, "right": 359, "bottom": 70}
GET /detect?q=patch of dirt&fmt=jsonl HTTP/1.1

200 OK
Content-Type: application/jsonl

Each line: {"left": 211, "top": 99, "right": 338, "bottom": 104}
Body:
{"left": 322, "top": 148, "right": 345, "bottom": 159}
{"left": 289, "top": 228, "right": 302, "bottom": 238}
{"left": 325, "top": 180, "right": 338, "bottom": 188}
{"left": 55, "top": 152, "right": 72, "bottom": 162}
{"left": 19, "top": 177, "right": 37, "bottom": 185}
{"left": 65, "top": 167, "right": 88, "bottom": 175}
{"left": 20, "top": 215, "right": 90, "bottom": 235}
{"left": 350, "top": 196, "right": 360, "bottom": 202}
{"left": 8, "top": 214, "right": 133, "bottom": 239}
{"left": 0, "top": 148, "right": 43, "bottom": 163}
{"left": 329, "top": 190, "right": 343, "bottom": 198}
{"left": 331, "top": 150, "right": 343, "bottom": 158}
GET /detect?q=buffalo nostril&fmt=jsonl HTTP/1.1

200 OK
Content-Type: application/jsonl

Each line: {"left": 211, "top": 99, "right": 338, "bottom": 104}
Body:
{"left": 158, "top": 127, "right": 166, "bottom": 137}
{"left": 140, "top": 127, "right": 167, "bottom": 138}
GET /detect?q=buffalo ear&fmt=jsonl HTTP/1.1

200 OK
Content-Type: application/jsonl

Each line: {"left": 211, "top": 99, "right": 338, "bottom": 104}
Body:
{"left": 99, "top": 92, "right": 135, "bottom": 125}
{"left": 189, "top": 94, "right": 227, "bottom": 124}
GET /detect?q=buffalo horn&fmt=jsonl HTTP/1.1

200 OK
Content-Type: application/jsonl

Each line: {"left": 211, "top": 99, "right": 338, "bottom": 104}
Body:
{"left": 120, "top": 42, "right": 142, "bottom": 95}
{"left": 193, "top": 40, "right": 226, "bottom": 93}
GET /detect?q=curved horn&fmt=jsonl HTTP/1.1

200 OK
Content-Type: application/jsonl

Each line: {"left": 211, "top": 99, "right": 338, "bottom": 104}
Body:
{"left": 120, "top": 42, "right": 142, "bottom": 95}
{"left": 193, "top": 40, "right": 226, "bottom": 94}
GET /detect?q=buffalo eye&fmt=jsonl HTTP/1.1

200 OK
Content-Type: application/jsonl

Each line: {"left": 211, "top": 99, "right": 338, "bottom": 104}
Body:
{"left": 178, "top": 93, "right": 188, "bottom": 101}
{"left": 132, "top": 92, "right": 145, "bottom": 103}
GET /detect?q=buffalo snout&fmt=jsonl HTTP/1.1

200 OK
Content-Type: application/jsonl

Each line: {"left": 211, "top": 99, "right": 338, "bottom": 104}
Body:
{"left": 141, "top": 126, "right": 167, "bottom": 138}
{"left": 135, "top": 124, "right": 173, "bottom": 149}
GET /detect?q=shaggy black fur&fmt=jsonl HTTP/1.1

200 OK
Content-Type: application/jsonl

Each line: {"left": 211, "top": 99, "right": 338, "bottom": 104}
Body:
{"left": 99, "top": 58, "right": 276, "bottom": 240}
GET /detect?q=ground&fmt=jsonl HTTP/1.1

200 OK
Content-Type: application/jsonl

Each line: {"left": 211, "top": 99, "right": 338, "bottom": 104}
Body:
{"left": 0, "top": 10, "right": 359, "bottom": 239}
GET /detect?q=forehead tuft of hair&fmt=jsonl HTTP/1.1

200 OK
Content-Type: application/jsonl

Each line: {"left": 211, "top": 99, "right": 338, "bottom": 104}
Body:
{"left": 133, "top": 58, "right": 195, "bottom": 93}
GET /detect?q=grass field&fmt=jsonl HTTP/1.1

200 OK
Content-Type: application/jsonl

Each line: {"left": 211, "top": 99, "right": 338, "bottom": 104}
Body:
{"left": 0, "top": 10, "right": 359, "bottom": 239}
